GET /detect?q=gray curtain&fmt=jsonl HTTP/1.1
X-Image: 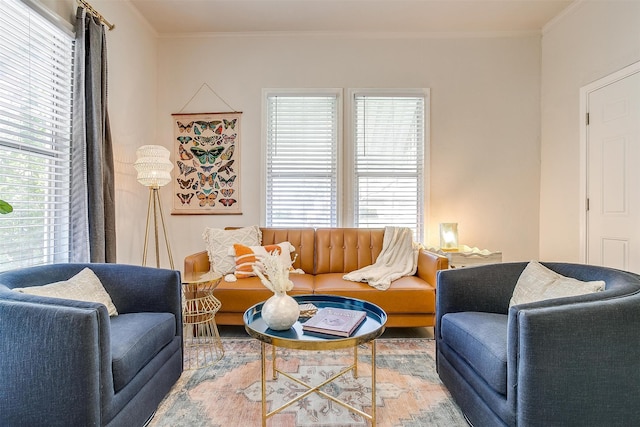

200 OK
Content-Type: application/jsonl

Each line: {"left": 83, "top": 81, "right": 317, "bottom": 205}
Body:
{"left": 71, "top": 7, "right": 116, "bottom": 263}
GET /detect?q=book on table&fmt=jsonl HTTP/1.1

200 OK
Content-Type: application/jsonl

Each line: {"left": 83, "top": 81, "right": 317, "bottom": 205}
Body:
{"left": 302, "top": 307, "right": 367, "bottom": 337}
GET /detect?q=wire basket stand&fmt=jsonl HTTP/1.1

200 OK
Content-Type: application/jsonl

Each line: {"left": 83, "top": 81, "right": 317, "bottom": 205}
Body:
{"left": 182, "top": 277, "right": 224, "bottom": 369}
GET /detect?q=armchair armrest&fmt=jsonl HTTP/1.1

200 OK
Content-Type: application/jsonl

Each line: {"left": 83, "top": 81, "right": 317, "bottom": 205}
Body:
{"left": 437, "top": 262, "right": 527, "bottom": 314}
{"left": 88, "top": 264, "right": 181, "bottom": 314}
{"left": 509, "top": 291, "right": 640, "bottom": 426}
{"left": 88, "top": 264, "right": 182, "bottom": 339}
{"left": 0, "top": 263, "right": 181, "bottom": 318}
{"left": 0, "top": 299, "right": 108, "bottom": 425}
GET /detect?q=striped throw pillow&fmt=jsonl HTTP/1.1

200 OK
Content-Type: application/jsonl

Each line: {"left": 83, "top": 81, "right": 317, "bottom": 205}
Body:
{"left": 231, "top": 242, "right": 294, "bottom": 279}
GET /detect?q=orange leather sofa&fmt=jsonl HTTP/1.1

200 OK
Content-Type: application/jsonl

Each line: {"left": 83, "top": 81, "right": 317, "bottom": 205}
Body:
{"left": 184, "top": 228, "right": 448, "bottom": 327}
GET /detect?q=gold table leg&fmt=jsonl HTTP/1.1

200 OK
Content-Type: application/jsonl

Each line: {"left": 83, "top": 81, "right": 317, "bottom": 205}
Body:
{"left": 261, "top": 341, "right": 377, "bottom": 425}
{"left": 261, "top": 342, "right": 267, "bottom": 427}
{"left": 272, "top": 344, "right": 277, "bottom": 380}
{"left": 354, "top": 344, "right": 358, "bottom": 378}
{"left": 372, "top": 340, "right": 376, "bottom": 424}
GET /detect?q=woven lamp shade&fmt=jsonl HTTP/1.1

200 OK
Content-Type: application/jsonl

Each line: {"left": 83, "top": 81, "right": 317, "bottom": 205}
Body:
{"left": 134, "top": 145, "right": 173, "bottom": 188}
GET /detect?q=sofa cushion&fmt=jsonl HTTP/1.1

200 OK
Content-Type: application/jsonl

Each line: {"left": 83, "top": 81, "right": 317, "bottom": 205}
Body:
{"left": 313, "top": 273, "right": 435, "bottom": 314}
{"left": 14, "top": 268, "right": 118, "bottom": 316}
{"left": 440, "top": 312, "right": 508, "bottom": 395}
{"left": 510, "top": 261, "right": 605, "bottom": 308}
{"left": 110, "top": 312, "right": 176, "bottom": 392}
{"left": 203, "top": 225, "right": 261, "bottom": 275}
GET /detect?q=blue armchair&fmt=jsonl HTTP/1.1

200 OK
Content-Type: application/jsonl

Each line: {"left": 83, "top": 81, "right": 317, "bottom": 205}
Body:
{"left": 436, "top": 262, "right": 640, "bottom": 427}
{"left": 0, "top": 263, "right": 183, "bottom": 427}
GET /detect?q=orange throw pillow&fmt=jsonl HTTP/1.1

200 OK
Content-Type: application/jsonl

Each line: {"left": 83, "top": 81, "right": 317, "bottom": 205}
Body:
{"left": 232, "top": 242, "right": 294, "bottom": 279}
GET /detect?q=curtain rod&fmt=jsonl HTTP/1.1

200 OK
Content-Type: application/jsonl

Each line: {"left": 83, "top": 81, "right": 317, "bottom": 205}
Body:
{"left": 77, "top": 0, "right": 114, "bottom": 31}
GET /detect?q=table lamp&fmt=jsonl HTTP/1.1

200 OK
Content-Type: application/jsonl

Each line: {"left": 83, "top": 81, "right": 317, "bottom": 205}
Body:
{"left": 439, "top": 223, "right": 459, "bottom": 252}
{"left": 134, "top": 145, "right": 174, "bottom": 269}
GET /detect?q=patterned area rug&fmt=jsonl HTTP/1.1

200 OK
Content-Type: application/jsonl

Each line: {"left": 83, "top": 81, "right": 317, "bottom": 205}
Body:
{"left": 149, "top": 338, "right": 467, "bottom": 427}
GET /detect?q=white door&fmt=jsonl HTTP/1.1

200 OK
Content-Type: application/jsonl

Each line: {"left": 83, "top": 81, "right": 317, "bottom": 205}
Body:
{"left": 587, "top": 70, "right": 640, "bottom": 272}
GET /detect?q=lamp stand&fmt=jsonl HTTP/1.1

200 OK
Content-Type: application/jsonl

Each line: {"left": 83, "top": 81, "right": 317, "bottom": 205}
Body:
{"left": 142, "top": 186, "right": 174, "bottom": 269}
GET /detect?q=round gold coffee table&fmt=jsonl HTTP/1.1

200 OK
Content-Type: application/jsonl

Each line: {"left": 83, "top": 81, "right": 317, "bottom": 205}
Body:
{"left": 244, "top": 294, "right": 387, "bottom": 426}
{"left": 182, "top": 271, "right": 224, "bottom": 369}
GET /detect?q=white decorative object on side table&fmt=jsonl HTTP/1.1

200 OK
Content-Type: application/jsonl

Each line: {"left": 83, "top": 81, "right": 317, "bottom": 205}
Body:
{"left": 428, "top": 245, "right": 502, "bottom": 268}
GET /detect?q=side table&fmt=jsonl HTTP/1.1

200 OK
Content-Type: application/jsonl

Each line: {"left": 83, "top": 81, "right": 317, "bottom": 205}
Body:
{"left": 182, "top": 271, "right": 224, "bottom": 369}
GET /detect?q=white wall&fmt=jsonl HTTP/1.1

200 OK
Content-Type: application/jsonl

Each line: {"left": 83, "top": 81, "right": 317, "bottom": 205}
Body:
{"left": 157, "top": 34, "right": 542, "bottom": 270}
{"left": 34, "top": 2, "right": 542, "bottom": 271}
{"left": 540, "top": 1, "right": 640, "bottom": 262}
{"left": 29, "top": 1, "right": 640, "bottom": 271}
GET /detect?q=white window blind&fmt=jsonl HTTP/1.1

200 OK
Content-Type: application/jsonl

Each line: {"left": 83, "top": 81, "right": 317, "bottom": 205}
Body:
{"left": 0, "top": 0, "right": 74, "bottom": 271}
{"left": 265, "top": 93, "right": 339, "bottom": 227}
{"left": 353, "top": 93, "right": 425, "bottom": 240}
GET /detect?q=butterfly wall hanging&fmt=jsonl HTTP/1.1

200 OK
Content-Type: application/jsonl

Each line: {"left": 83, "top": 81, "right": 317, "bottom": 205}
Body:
{"left": 171, "top": 112, "right": 242, "bottom": 214}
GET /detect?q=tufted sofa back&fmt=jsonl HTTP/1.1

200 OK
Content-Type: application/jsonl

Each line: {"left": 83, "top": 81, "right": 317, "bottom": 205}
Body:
{"left": 314, "top": 228, "right": 385, "bottom": 274}
{"left": 228, "top": 227, "right": 418, "bottom": 276}
{"left": 260, "top": 228, "right": 315, "bottom": 273}
{"left": 259, "top": 228, "right": 387, "bottom": 274}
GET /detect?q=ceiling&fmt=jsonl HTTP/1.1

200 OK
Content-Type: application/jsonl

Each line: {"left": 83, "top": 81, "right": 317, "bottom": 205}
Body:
{"left": 127, "top": 0, "right": 574, "bottom": 36}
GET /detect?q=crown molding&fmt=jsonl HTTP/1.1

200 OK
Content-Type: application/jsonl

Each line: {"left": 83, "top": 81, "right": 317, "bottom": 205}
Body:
{"left": 158, "top": 29, "right": 541, "bottom": 40}
{"left": 122, "top": 0, "right": 159, "bottom": 38}
{"left": 542, "top": 0, "right": 585, "bottom": 35}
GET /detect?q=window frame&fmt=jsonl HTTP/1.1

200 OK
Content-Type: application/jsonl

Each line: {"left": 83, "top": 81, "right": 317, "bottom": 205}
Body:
{"left": 0, "top": 0, "right": 75, "bottom": 271}
{"left": 346, "top": 88, "right": 430, "bottom": 242}
{"left": 262, "top": 87, "right": 430, "bottom": 242}
{"left": 261, "top": 88, "right": 344, "bottom": 227}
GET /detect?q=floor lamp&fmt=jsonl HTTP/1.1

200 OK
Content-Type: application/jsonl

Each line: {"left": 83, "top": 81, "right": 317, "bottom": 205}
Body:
{"left": 134, "top": 145, "right": 175, "bottom": 269}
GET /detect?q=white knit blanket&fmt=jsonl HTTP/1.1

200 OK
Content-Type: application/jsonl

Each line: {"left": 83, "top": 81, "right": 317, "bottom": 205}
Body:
{"left": 343, "top": 226, "right": 420, "bottom": 290}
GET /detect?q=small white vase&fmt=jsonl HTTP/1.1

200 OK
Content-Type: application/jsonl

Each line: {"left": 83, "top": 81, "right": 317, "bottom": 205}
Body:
{"left": 261, "top": 292, "right": 299, "bottom": 330}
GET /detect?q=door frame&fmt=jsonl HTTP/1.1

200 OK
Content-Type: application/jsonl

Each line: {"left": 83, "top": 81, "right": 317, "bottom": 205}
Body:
{"left": 579, "top": 60, "right": 640, "bottom": 263}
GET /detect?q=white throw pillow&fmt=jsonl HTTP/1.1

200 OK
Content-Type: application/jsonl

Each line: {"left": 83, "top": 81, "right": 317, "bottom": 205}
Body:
{"left": 202, "top": 225, "right": 262, "bottom": 275}
{"left": 15, "top": 268, "right": 118, "bottom": 316}
{"left": 509, "top": 261, "right": 605, "bottom": 308}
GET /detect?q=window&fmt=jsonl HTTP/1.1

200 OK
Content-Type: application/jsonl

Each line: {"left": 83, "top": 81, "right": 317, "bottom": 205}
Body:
{"left": 352, "top": 91, "right": 426, "bottom": 240}
{"left": 264, "top": 90, "right": 341, "bottom": 227}
{"left": 264, "top": 89, "right": 428, "bottom": 240}
{"left": 0, "top": 0, "right": 74, "bottom": 271}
